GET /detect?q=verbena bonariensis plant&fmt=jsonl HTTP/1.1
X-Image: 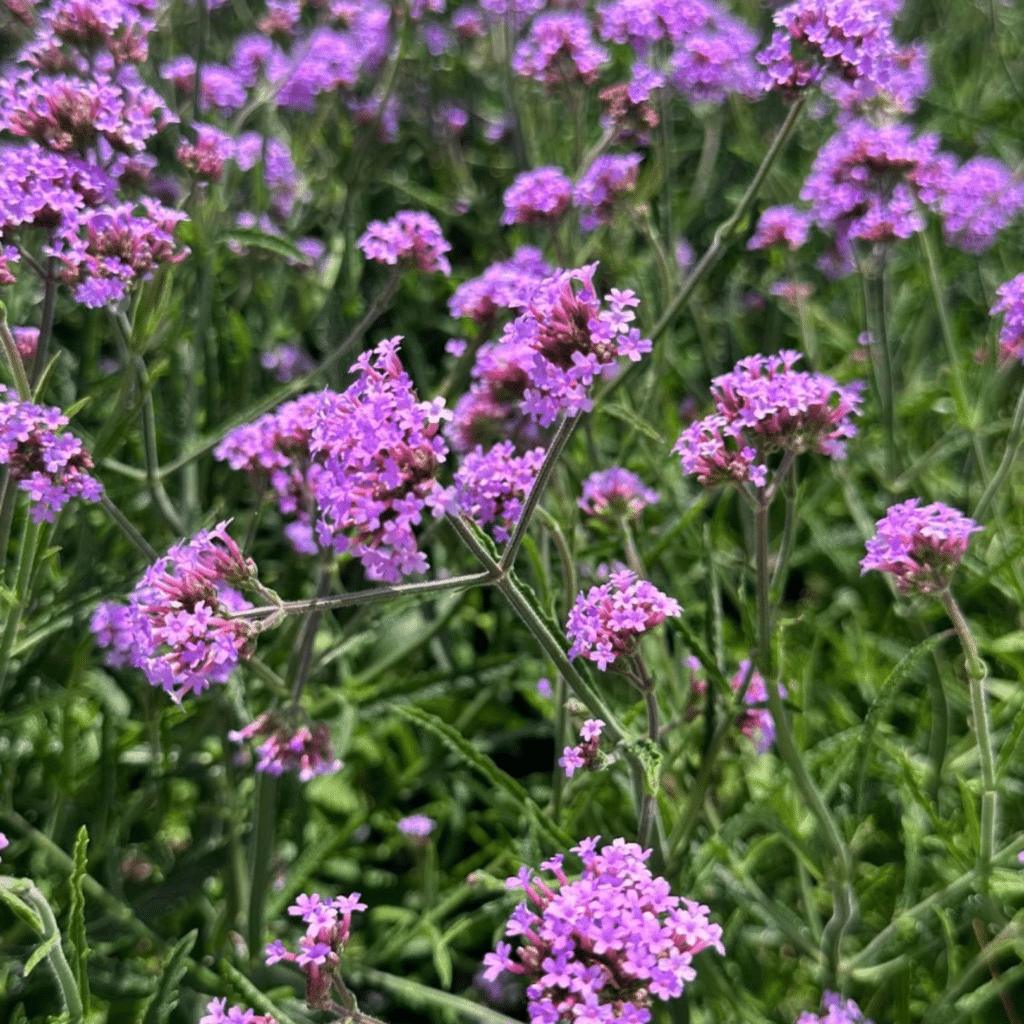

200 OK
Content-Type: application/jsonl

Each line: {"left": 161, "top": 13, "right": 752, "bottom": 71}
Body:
{"left": 2, "top": 0, "right": 1024, "bottom": 1023}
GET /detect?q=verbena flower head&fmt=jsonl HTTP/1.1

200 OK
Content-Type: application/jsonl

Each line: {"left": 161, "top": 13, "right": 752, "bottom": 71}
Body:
{"left": 748, "top": 204, "right": 811, "bottom": 251}
{"left": 797, "top": 991, "right": 873, "bottom": 1024}
{"left": 91, "top": 522, "right": 261, "bottom": 703}
{"left": 937, "top": 156, "right": 1024, "bottom": 254}
{"left": 860, "top": 499, "right": 981, "bottom": 594}
{"left": 266, "top": 891, "right": 367, "bottom": 1008}
{"left": 260, "top": 344, "right": 315, "bottom": 383}
{"left": 573, "top": 153, "right": 642, "bottom": 232}
{"left": 358, "top": 210, "right": 452, "bottom": 275}
{"left": 448, "top": 247, "right": 552, "bottom": 325}
{"left": 991, "top": 273, "right": 1024, "bottom": 363}
{"left": 309, "top": 338, "right": 450, "bottom": 582}
{"left": 484, "top": 837, "right": 723, "bottom": 1023}
{"left": 200, "top": 998, "right": 277, "bottom": 1024}
{"left": 729, "top": 660, "right": 783, "bottom": 753}
{"left": 230, "top": 713, "right": 343, "bottom": 781}
{"left": 447, "top": 442, "right": 546, "bottom": 543}
{"left": 502, "top": 167, "right": 573, "bottom": 226}
{"left": 578, "top": 467, "right": 658, "bottom": 521}
{"left": 0, "top": 388, "right": 103, "bottom": 521}
{"left": 0, "top": 833, "right": 7, "bottom": 861}
{"left": 397, "top": 814, "right": 436, "bottom": 837}
{"left": 512, "top": 13, "right": 608, "bottom": 88}
{"left": 566, "top": 570, "right": 681, "bottom": 670}
{"left": 503, "top": 263, "right": 651, "bottom": 426}
{"left": 674, "top": 352, "right": 863, "bottom": 489}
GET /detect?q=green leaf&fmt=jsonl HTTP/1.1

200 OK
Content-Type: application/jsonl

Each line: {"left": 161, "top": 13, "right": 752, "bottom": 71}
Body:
{"left": 0, "top": 881, "right": 44, "bottom": 933}
{"left": 394, "top": 704, "right": 573, "bottom": 850}
{"left": 67, "top": 826, "right": 90, "bottom": 1013}
{"left": 602, "top": 402, "right": 665, "bottom": 444}
{"left": 424, "top": 921, "right": 453, "bottom": 989}
{"left": 628, "top": 737, "right": 663, "bottom": 795}
{"left": 23, "top": 933, "right": 59, "bottom": 978}
{"left": 854, "top": 631, "right": 951, "bottom": 816}
{"left": 224, "top": 228, "right": 311, "bottom": 265}
{"left": 140, "top": 929, "right": 196, "bottom": 1024}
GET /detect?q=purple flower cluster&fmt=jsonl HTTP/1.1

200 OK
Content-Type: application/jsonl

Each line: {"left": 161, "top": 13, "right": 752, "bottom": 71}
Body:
{"left": 0, "top": 388, "right": 103, "bottom": 522}
{"left": 758, "top": 0, "right": 926, "bottom": 111}
{"left": 483, "top": 837, "right": 724, "bottom": 1023}
{"left": 448, "top": 247, "right": 552, "bottom": 326}
{"left": 265, "top": 891, "right": 367, "bottom": 1009}
{"left": 747, "top": 205, "right": 811, "bottom": 252}
{"left": 512, "top": 13, "right": 608, "bottom": 88}
{"left": 0, "top": 832, "right": 7, "bottom": 862}
{"left": 937, "top": 157, "right": 1024, "bottom": 255}
{"left": 991, "top": 274, "right": 1024, "bottom": 363}
{"left": 596, "top": 0, "right": 761, "bottom": 106}
{"left": 229, "top": 713, "right": 343, "bottom": 782}
{"left": 260, "top": 344, "right": 315, "bottom": 383}
{"left": 558, "top": 718, "right": 605, "bottom": 778}
{"left": 573, "top": 154, "right": 642, "bottom": 232}
{"left": 200, "top": 999, "right": 276, "bottom": 1024}
{"left": 860, "top": 499, "right": 981, "bottom": 594}
{"left": 728, "top": 660, "right": 781, "bottom": 753}
{"left": 503, "top": 263, "right": 652, "bottom": 426}
{"left": 308, "top": 338, "right": 450, "bottom": 582}
{"left": 797, "top": 992, "right": 872, "bottom": 1024}
{"left": 578, "top": 467, "right": 658, "bottom": 521}
{"left": 90, "top": 523, "right": 262, "bottom": 703}
{"left": 447, "top": 442, "right": 546, "bottom": 543}
{"left": 502, "top": 167, "right": 573, "bottom": 226}
{"left": 358, "top": 210, "right": 452, "bottom": 275}
{"left": 566, "top": 570, "right": 681, "bottom": 671}
{"left": 674, "top": 351, "right": 863, "bottom": 490}
{"left": 397, "top": 814, "right": 436, "bottom": 837}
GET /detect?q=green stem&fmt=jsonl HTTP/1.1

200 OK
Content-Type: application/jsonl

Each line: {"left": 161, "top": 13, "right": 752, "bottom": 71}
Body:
{"left": 973, "top": 385, "right": 1024, "bottom": 521}
{"left": 247, "top": 772, "right": 278, "bottom": 958}
{"left": 98, "top": 492, "right": 157, "bottom": 561}
{"left": 28, "top": 260, "right": 58, "bottom": 391}
{"left": 289, "top": 562, "right": 333, "bottom": 703}
{"left": 0, "top": 302, "right": 31, "bottom": 400}
{"left": 941, "top": 588, "right": 997, "bottom": 874}
{"left": 860, "top": 257, "right": 896, "bottom": 482}
{"left": 0, "top": 515, "right": 41, "bottom": 698}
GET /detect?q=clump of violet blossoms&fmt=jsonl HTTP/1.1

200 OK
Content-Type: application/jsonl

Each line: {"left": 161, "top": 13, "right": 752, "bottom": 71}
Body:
{"left": 990, "top": 273, "right": 1024, "bottom": 363}
{"left": 90, "top": 522, "right": 273, "bottom": 703}
{"left": 358, "top": 210, "right": 452, "bottom": 275}
{"left": 566, "top": 569, "right": 680, "bottom": 670}
{"left": 397, "top": 814, "right": 436, "bottom": 838}
{"left": 674, "top": 351, "right": 863, "bottom": 491}
{"left": 504, "top": 262, "right": 652, "bottom": 426}
{"left": 0, "top": 387, "right": 103, "bottom": 522}
{"left": 558, "top": 718, "right": 605, "bottom": 778}
{"left": 860, "top": 499, "right": 981, "bottom": 595}
{"left": 797, "top": 991, "right": 873, "bottom": 1024}
{"left": 265, "top": 892, "right": 366, "bottom": 1010}
{"left": 200, "top": 998, "right": 277, "bottom": 1024}
{"left": 578, "top": 467, "right": 658, "bottom": 521}
{"left": 502, "top": 166, "right": 573, "bottom": 225}
{"left": 229, "top": 713, "right": 342, "bottom": 781}
{"left": 483, "top": 837, "right": 723, "bottom": 1024}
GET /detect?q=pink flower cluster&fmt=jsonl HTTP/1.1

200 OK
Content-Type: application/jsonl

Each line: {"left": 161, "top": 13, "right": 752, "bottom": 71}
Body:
{"left": 358, "top": 210, "right": 452, "bottom": 275}
{"left": 992, "top": 273, "right": 1024, "bottom": 363}
{"left": 265, "top": 891, "right": 367, "bottom": 1009}
{"left": 511, "top": 13, "right": 608, "bottom": 88}
{"left": 502, "top": 167, "right": 573, "bottom": 226}
{"left": 397, "top": 813, "right": 436, "bottom": 837}
{"left": 578, "top": 467, "right": 658, "bottom": 521}
{"left": 797, "top": 991, "right": 872, "bottom": 1024}
{"left": 447, "top": 442, "right": 546, "bottom": 543}
{"left": 309, "top": 338, "right": 450, "bottom": 582}
{"left": 674, "top": 351, "right": 863, "bottom": 490}
{"left": 0, "top": 387, "right": 103, "bottom": 522}
{"left": 574, "top": 154, "right": 642, "bottom": 232}
{"left": 566, "top": 570, "right": 681, "bottom": 670}
{"left": 558, "top": 718, "right": 605, "bottom": 778}
{"left": 448, "top": 246, "right": 552, "bottom": 326}
{"left": 91, "top": 523, "right": 262, "bottom": 703}
{"left": 729, "top": 660, "right": 780, "bottom": 754}
{"left": 200, "top": 998, "right": 276, "bottom": 1024}
{"left": 503, "top": 263, "right": 652, "bottom": 426}
{"left": 229, "top": 713, "right": 343, "bottom": 782}
{"left": 483, "top": 837, "right": 724, "bottom": 1024}
{"left": 860, "top": 499, "right": 981, "bottom": 594}
{"left": 0, "top": 832, "right": 7, "bottom": 862}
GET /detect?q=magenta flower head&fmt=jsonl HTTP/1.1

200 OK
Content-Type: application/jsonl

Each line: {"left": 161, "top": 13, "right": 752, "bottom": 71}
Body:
{"left": 511, "top": 13, "right": 608, "bottom": 88}
{"left": 358, "top": 211, "right": 452, "bottom": 275}
{"left": 675, "top": 351, "right": 863, "bottom": 491}
{"left": 266, "top": 891, "right": 367, "bottom": 1010}
{"left": 559, "top": 718, "right": 606, "bottom": 777}
{"left": 991, "top": 273, "right": 1024, "bottom": 363}
{"left": 797, "top": 991, "right": 872, "bottom": 1024}
{"left": 505, "top": 263, "right": 652, "bottom": 426}
{"left": 938, "top": 156, "right": 1024, "bottom": 254}
{"left": 502, "top": 167, "right": 573, "bottom": 226}
{"left": 200, "top": 997, "right": 276, "bottom": 1024}
{"left": 729, "top": 660, "right": 785, "bottom": 753}
{"left": 484, "top": 837, "right": 723, "bottom": 1023}
{"left": 0, "top": 388, "right": 103, "bottom": 522}
{"left": 860, "top": 499, "right": 981, "bottom": 595}
{"left": 397, "top": 814, "right": 436, "bottom": 838}
{"left": 566, "top": 570, "right": 681, "bottom": 670}
{"left": 578, "top": 467, "right": 658, "bottom": 521}
{"left": 573, "top": 153, "right": 642, "bottom": 232}
{"left": 230, "top": 713, "right": 343, "bottom": 782}
{"left": 91, "top": 522, "right": 263, "bottom": 703}
{"left": 448, "top": 246, "right": 552, "bottom": 325}
{"left": 0, "top": 832, "right": 8, "bottom": 862}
